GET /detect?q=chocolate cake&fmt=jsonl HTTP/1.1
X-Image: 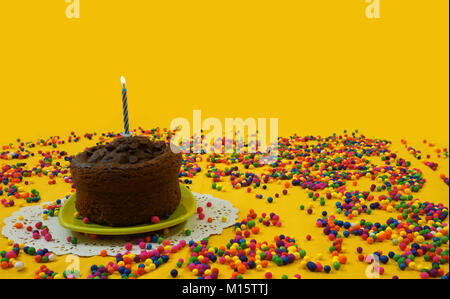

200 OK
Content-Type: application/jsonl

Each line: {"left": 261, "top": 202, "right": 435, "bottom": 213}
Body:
{"left": 70, "top": 136, "right": 182, "bottom": 227}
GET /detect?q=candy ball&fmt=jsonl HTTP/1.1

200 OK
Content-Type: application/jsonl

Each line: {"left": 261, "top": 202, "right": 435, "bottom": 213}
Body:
{"left": 14, "top": 261, "right": 24, "bottom": 271}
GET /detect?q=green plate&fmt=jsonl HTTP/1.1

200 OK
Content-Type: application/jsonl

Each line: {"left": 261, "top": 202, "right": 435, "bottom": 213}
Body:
{"left": 58, "top": 184, "right": 196, "bottom": 235}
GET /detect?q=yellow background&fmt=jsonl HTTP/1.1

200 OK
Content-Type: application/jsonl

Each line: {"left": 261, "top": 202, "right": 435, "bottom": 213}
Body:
{"left": 0, "top": 0, "right": 448, "bottom": 279}
{"left": 0, "top": 0, "right": 448, "bottom": 144}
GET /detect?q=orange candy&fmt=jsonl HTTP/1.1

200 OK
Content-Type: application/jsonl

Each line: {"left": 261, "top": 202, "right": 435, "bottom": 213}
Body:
{"left": 123, "top": 257, "right": 132, "bottom": 264}
{"left": 1, "top": 261, "right": 8, "bottom": 269}
{"left": 137, "top": 267, "right": 145, "bottom": 276}
{"left": 237, "top": 264, "right": 247, "bottom": 274}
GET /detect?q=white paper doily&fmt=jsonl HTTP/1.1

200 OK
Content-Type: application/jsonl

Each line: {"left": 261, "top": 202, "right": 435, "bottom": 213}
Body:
{"left": 2, "top": 192, "right": 238, "bottom": 257}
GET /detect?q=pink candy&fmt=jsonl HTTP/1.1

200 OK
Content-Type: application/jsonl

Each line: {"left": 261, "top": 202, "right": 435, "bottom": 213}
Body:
{"left": 5, "top": 251, "right": 16, "bottom": 259}
{"left": 125, "top": 242, "right": 133, "bottom": 250}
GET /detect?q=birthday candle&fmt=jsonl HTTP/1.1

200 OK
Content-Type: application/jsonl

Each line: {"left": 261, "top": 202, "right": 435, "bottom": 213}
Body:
{"left": 120, "top": 76, "right": 131, "bottom": 136}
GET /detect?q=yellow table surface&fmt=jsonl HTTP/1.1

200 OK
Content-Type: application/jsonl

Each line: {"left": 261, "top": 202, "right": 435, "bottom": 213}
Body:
{"left": 0, "top": 132, "right": 448, "bottom": 279}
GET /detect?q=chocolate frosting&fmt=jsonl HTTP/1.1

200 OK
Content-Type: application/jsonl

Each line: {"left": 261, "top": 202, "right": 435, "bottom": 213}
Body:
{"left": 71, "top": 136, "right": 167, "bottom": 167}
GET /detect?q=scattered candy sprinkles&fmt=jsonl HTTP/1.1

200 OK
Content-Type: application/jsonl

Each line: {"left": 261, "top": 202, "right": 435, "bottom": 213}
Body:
{"left": 0, "top": 128, "right": 448, "bottom": 279}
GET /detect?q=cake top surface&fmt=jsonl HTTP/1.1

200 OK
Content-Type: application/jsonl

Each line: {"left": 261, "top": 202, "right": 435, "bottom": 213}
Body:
{"left": 71, "top": 136, "right": 168, "bottom": 167}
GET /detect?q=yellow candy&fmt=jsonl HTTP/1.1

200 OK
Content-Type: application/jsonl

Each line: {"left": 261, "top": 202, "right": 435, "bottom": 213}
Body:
{"left": 144, "top": 259, "right": 153, "bottom": 266}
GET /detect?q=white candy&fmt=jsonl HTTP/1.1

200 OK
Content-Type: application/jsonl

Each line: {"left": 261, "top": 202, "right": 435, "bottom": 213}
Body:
{"left": 14, "top": 261, "right": 24, "bottom": 271}
{"left": 48, "top": 254, "right": 56, "bottom": 261}
{"left": 72, "top": 270, "right": 80, "bottom": 278}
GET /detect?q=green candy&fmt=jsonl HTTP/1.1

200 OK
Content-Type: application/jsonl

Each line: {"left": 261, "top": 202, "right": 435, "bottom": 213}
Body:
{"left": 247, "top": 220, "right": 255, "bottom": 228}
{"left": 333, "top": 262, "right": 341, "bottom": 270}
{"left": 27, "top": 247, "right": 36, "bottom": 255}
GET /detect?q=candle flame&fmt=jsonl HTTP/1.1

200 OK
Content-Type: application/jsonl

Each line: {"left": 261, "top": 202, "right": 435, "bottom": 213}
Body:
{"left": 120, "top": 76, "right": 126, "bottom": 87}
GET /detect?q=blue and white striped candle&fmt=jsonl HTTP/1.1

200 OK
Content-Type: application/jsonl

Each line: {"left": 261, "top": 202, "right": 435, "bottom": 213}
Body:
{"left": 120, "top": 76, "right": 131, "bottom": 137}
